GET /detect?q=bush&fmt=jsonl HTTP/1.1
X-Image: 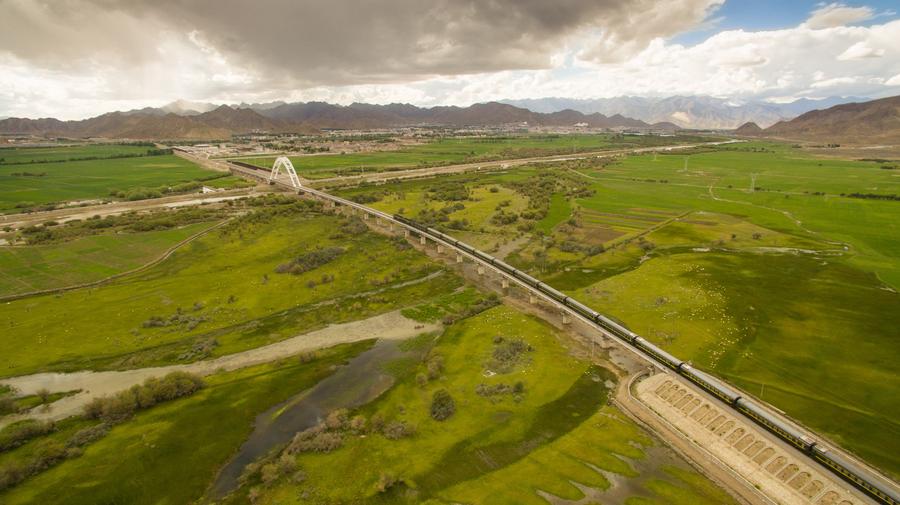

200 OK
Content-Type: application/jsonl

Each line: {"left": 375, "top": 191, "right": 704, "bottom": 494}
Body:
{"left": 287, "top": 427, "right": 343, "bottom": 453}
{"left": 325, "top": 409, "right": 349, "bottom": 431}
{"left": 0, "top": 420, "right": 56, "bottom": 452}
{"left": 83, "top": 372, "right": 204, "bottom": 423}
{"left": 382, "top": 421, "right": 415, "bottom": 440}
{"left": 430, "top": 389, "right": 456, "bottom": 421}
{"left": 275, "top": 247, "right": 344, "bottom": 275}
{"left": 66, "top": 423, "right": 111, "bottom": 448}
{"left": 490, "top": 338, "right": 533, "bottom": 373}
{"left": 376, "top": 472, "right": 399, "bottom": 493}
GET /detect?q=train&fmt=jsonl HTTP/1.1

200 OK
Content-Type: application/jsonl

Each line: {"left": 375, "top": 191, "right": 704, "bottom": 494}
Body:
{"left": 392, "top": 213, "right": 899, "bottom": 505}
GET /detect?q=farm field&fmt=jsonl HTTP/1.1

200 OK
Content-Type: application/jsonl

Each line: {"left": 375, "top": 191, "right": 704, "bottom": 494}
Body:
{"left": 0, "top": 149, "right": 244, "bottom": 213}
{"left": 338, "top": 141, "right": 900, "bottom": 479}
{"left": 238, "top": 133, "right": 709, "bottom": 179}
{"left": 0, "top": 144, "right": 159, "bottom": 165}
{"left": 0, "top": 221, "right": 217, "bottom": 297}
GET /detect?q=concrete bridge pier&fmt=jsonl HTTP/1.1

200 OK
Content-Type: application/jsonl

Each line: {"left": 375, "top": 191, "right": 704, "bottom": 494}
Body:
{"left": 477, "top": 265, "right": 485, "bottom": 276}
{"left": 420, "top": 235, "right": 427, "bottom": 246}
{"left": 501, "top": 278, "right": 509, "bottom": 290}
{"left": 363, "top": 212, "right": 369, "bottom": 220}
{"left": 403, "top": 229, "right": 410, "bottom": 238}
{"left": 456, "top": 253, "right": 463, "bottom": 264}
{"left": 561, "top": 312, "right": 571, "bottom": 325}
{"left": 437, "top": 244, "right": 445, "bottom": 254}
{"left": 529, "top": 293, "right": 537, "bottom": 305}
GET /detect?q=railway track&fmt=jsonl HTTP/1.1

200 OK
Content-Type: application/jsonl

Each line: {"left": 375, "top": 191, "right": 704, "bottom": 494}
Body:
{"left": 229, "top": 160, "right": 900, "bottom": 505}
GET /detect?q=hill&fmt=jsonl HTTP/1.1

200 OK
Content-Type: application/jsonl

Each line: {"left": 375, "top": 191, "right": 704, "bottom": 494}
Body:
{"left": 734, "top": 122, "right": 763, "bottom": 136}
{"left": 0, "top": 102, "right": 670, "bottom": 140}
{"left": 763, "top": 95, "right": 900, "bottom": 144}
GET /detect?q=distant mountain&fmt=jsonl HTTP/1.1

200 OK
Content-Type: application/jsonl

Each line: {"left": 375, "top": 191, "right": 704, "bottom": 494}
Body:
{"left": 763, "top": 95, "right": 900, "bottom": 143}
{"left": 501, "top": 96, "right": 862, "bottom": 129}
{"left": 0, "top": 106, "right": 293, "bottom": 140}
{"left": 0, "top": 102, "right": 670, "bottom": 139}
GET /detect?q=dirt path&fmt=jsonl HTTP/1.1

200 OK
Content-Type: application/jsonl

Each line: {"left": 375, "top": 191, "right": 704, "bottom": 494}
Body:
{"left": 0, "top": 310, "right": 440, "bottom": 428}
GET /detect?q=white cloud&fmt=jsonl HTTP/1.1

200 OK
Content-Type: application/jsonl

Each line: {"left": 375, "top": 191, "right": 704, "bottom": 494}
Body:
{"left": 886, "top": 73, "right": 900, "bottom": 86}
{"left": 837, "top": 41, "right": 885, "bottom": 60}
{"left": 805, "top": 3, "right": 874, "bottom": 29}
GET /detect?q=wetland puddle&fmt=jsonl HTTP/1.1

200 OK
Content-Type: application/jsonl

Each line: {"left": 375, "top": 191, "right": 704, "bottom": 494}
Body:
{"left": 209, "top": 338, "right": 411, "bottom": 498}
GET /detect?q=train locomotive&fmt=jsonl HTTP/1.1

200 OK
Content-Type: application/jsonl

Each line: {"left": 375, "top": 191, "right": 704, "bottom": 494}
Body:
{"left": 391, "top": 212, "right": 899, "bottom": 505}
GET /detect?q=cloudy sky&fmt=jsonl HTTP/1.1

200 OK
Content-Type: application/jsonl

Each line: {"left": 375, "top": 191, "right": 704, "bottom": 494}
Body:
{"left": 1, "top": 0, "right": 898, "bottom": 119}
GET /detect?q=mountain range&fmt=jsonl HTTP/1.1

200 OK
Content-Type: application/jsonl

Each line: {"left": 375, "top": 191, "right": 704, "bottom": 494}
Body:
{"left": 736, "top": 95, "right": 900, "bottom": 144}
{"left": 501, "top": 96, "right": 861, "bottom": 129}
{"left": 0, "top": 102, "right": 677, "bottom": 140}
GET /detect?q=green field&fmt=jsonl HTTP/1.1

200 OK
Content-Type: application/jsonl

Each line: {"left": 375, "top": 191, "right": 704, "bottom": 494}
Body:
{"left": 0, "top": 144, "right": 159, "bottom": 165}
{"left": 0, "top": 202, "right": 453, "bottom": 377}
{"left": 226, "top": 305, "right": 735, "bottom": 505}
{"left": 0, "top": 222, "right": 216, "bottom": 297}
{"left": 0, "top": 151, "right": 238, "bottom": 213}
{"left": 338, "top": 141, "right": 900, "bottom": 478}
{"left": 238, "top": 134, "right": 708, "bottom": 179}
{"left": 0, "top": 342, "right": 372, "bottom": 505}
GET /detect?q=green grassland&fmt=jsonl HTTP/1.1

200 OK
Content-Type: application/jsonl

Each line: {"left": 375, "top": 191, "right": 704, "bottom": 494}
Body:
{"left": 0, "top": 144, "right": 159, "bottom": 165}
{"left": 0, "top": 153, "right": 237, "bottom": 213}
{"left": 0, "top": 203, "right": 455, "bottom": 377}
{"left": 0, "top": 221, "right": 216, "bottom": 297}
{"left": 338, "top": 141, "right": 900, "bottom": 478}
{"left": 238, "top": 134, "right": 707, "bottom": 179}
{"left": 0, "top": 341, "right": 372, "bottom": 505}
{"left": 230, "top": 305, "right": 735, "bottom": 505}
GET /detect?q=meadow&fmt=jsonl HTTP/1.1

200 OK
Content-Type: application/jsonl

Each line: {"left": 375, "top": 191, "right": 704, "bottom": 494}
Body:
{"left": 0, "top": 200, "right": 454, "bottom": 377}
{"left": 0, "top": 342, "right": 372, "bottom": 505}
{"left": 0, "top": 221, "right": 216, "bottom": 297}
{"left": 0, "top": 151, "right": 242, "bottom": 213}
{"left": 337, "top": 141, "right": 900, "bottom": 478}
{"left": 225, "top": 305, "right": 736, "bottom": 505}
{"left": 238, "top": 133, "right": 707, "bottom": 179}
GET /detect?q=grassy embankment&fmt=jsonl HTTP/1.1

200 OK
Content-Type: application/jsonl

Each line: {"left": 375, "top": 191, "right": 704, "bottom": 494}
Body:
{"left": 0, "top": 201, "right": 456, "bottom": 377}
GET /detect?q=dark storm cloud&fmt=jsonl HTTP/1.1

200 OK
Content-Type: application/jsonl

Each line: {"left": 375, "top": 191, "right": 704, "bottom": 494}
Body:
{"left": 0, "top": 0, "right": 720, "bottom": 85}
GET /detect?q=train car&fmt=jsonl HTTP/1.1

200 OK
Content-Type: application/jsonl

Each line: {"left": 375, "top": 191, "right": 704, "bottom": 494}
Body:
{"left": 596, "top": 314, "right": 639, "bottom": 343}
{"left": 812, "top": 447, "right": 900, "bottom": 505}
{"left": 680, "top": 364, "right": 742, "bottom": 404}
{"left": 566, "top": 298, "right": 599, "bottom": 320}
{"left": 538, "top": 283, "right": 569, "bottom": 304}
{"left": 734, "top": 398, "right": 813, "bottom": 451}
{"left": 633, "top": 337, "right": 683, "bottom": 369}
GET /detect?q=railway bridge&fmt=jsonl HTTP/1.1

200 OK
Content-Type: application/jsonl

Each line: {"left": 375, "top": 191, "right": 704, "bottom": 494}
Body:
{"left": 225, "top": 157, "right": 900, "bottom": 505}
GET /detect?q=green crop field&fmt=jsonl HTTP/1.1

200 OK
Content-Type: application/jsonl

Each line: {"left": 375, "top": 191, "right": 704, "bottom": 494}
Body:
{"left": 338, "top": 141, "right": 900, "bottom": 478}
{"left": 0, "top": 150, "right": 241, "bottom": 213}
{"left": 224, "top": 305, "right": 736, "bottom": 505}
{"left": 237, "top": 133, "right": 708, "bottom": 179}
{"left": 0, "top": 222, "right": 217, "bottom": 297}
{"left": 0, "top": 144, "right": 158, "bottom": 165}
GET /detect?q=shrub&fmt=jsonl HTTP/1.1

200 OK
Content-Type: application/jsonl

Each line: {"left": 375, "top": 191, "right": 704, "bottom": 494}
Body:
{"left": 382, "top": 421, "right": 415, "bottom": 440}
{"left": 349, "top": 415, "right": 367, "bottom": 433}
{"left": 66, "top": 423, "right": 110, "bottom": 448}
{"left": 83, "top": 372, "right": 204, "bottom": 423}
{"left": 430, "top": 389, "right": 456, "bottom": 421}
{"left": 376, "top": 472, "right": 399, "bottom": 493}
{"left": 287, "top": 427, "right": 343, "bottom": 453}
{"left": 0, "top": 420, "right": 56, "bottom": 451}
{"left": 325, "top": 409, "right": 349, "bottom": 431}
{"left": 275, "top": 247, "right": 344, "bottom": 275}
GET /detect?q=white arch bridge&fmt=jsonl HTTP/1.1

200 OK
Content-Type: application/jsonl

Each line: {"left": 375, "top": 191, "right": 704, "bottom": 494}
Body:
{"left": 269, "top": 156, "right": 302, "bottom": 188}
